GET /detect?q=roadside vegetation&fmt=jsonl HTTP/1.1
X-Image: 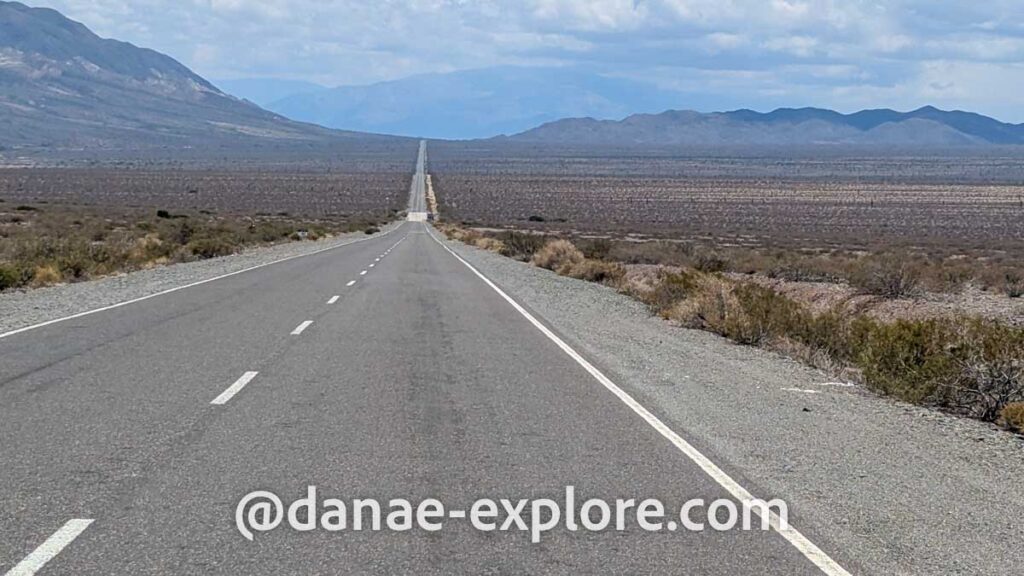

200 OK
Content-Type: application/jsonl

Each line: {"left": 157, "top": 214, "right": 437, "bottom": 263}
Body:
{"left": 438, "top": 224, "right": 1024, "bottom": 432}
{"left": 0, "top": 202, "right": 385, "bottom": 291}
{"left": 582, "top": 239, "right": 1024, "bottom": 299}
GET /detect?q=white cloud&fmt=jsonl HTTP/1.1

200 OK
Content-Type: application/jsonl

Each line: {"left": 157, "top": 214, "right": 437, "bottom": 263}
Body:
{"left": 763, "top": 35, "right": 819, "bottom": 57}
{"left": 27, "top": 0, "right": 1024, "bottom": 120}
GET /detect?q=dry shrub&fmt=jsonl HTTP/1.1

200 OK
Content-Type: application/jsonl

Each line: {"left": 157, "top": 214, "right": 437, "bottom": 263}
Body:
{"left": 669, "top": 279, "right": 806, "bottom": 345}
{"left": 638, "top": 270, "right": 696, "bottom": 316}
{"left": 128, "top": 233, "right": 167, "bottom": 263}
{"left": 563, "top": 259, "right": 625, "bottom": 284}
{"left": 0, "top": 264, "right": 24, "bottom": 290}
{"left": 608, "top": 240, "right": 693, "bottom": 266}
{"left": 448, "top": 227, "right": 482, "bottom": 244}
{"left": 474, "top": 237, "right": 506, "bottom": 253}
{"left": 576, "top": 237, "right": 613, "bottom": 260}
{"left": 187, "top": 237, "right": 238, "bottom": 259}
{"left": 855, "top": 317, "right": 1024, "bottom": 419}
{"left": 940, "top": 321, "right": 1024, "bottom": 420}
{"left": 532, "top": 239, "right": 584, "bottom": 274}
{"left": 855, "top": 318, "right": 958, "bottom": 405}
{"left": 30, "top": 264, "right": 62, "bottom": 287}
{"left": 849, "top": 254, "right": 922, "bottom": 298}
{"left": 664, "top": 275, "right": 746, "bottom": 334}
{"left": 1000, "top": 402, "right": 1024, "bottom": 432}
{"left": 497, "top": 230, "right": 547, "bottom": 261}
{"left": 1003, "top": 271, "right": 1024, "bottom": 298}
{"left": 692, "top": 252, "right": 728, "bottom": 273}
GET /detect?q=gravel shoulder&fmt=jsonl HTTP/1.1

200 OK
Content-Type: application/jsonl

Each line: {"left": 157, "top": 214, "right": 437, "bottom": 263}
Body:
{"left": 0, "top": 222, "right": 401, "bottom": 335}
{"left": 444, "top": 236, "right": 1024, "bottom": 576}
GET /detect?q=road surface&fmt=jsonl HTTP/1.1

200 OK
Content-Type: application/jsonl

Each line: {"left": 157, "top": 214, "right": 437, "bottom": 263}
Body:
{"left": 0, "top": 144, "right": 854, "bottom": 575}
{"left": 406, "top": 140, "right": 428, "bottom": 218}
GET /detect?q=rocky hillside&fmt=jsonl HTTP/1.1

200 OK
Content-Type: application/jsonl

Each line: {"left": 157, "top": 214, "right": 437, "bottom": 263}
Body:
{"left": 0, "top": 1, "right": 357, "bottom": 149}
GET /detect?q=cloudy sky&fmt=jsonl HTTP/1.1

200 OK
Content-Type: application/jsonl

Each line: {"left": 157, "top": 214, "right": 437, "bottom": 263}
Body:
{"left": 37, "top": 0, "right": 1024, "bottom": 121}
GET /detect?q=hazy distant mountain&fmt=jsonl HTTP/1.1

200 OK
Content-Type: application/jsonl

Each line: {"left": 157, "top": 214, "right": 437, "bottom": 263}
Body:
{"left": 508, "top": 106, "right": 1024, "bottom": 146}
{"left": 0, "top": 1, "right": 356, "bottom": 149}
{"left": 216, "top": 78, "right": 327, "bottom": 108}
{"left": 266, "top": 66, "right": 686, "bottom": 139}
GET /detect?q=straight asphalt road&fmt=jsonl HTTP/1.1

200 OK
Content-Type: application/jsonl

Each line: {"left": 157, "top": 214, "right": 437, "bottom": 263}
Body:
{"left": 407, "top": 140, "right": 428, "bottom": 214}
{"left": 0, "top": 143, "right": 855, "bottom": 575}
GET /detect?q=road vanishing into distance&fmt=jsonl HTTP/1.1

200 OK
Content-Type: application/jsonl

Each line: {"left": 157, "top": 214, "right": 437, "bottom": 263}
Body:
{"left": 0, "top": 143, "right": 854, "bottom": 575}
{"left": 407, "top": 140, "right": 428, "bottom": 215}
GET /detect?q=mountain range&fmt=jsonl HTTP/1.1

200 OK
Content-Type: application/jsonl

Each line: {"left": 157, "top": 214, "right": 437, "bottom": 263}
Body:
{"left": 255, "top": 66, "right": 686, "bottom": 140}
{"left": 506, "top": 106, "right": 1024, "bottom": 146}
{"left": 2, "top": 0, "right": 1024, "bottom": 150}
{"left": 0, "top": 0, "right": 356, "bottom": 149}
{"left": 220, "top": 69, "right": 1024, "bottom": 145}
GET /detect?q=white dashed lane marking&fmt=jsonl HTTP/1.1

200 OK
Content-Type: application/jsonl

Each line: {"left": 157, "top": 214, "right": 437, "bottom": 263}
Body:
{"left": 210, "top": 371, "right": 259, "bottom": 405}
{"left": 327, "top": 296, "right": 340, "bottom": 304}
{"left": 291, "top": 321, "right": 314, "bottom": 336}
{"left": 5, "top": 519, "right": 94, "bottom": 576}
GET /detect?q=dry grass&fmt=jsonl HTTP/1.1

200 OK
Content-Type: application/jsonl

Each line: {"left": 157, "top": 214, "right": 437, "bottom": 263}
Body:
{"left": 0, "top": 203, "right": 383, "bottom": 291}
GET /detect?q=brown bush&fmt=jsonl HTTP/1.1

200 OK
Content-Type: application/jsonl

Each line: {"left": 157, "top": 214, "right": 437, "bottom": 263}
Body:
{"left": 941, "top": 320, "right": 1024, "bottom": 420}
{"left": 187, "top": 238, "right": 238, "bottom": 259}
{"left": 665, "top": 275, "right": 749, "bottom": 337}
{"left": 638, "top": 270, "right": 696, "bottom": 316}
{"left": 474, "top": 237, "right": 507, "bottom": 253}
{"left": 1004, "top": 271, "right": 1024, "bottom": 298}
{"left": 30, "top": 264, "right": 62, "bottom": 287}
{"left": 497, "top": 230, "right": 547, "bottom": 261}
{"left": 1000, "top": 402, "right": 1024, "bottom": 432}
{"left": 563, "top": 259, "right": 625, "bottom": 284}
{"left": 531, "top": 240, "right": 584, "bottom": 274}
{"left": 849, "top": 254, "right": 922, "bottom": 298}
{"left": 692, "top": 252, "right": 728, "bottom": 273}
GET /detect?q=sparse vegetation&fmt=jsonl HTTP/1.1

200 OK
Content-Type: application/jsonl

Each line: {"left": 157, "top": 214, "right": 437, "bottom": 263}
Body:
{"left": 0, "top": 203, "right": 383, "bottom": 291}
{"left": 429, "top": 144, "right": 1024, "bottom": 298}
{"left": 441, "top": 224, "right": 1024, "bottom": 428}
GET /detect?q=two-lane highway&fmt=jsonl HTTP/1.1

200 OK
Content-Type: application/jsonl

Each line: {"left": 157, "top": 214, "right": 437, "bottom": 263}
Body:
{"left": 1, "top": 143, "right": 853, "bottom": 575}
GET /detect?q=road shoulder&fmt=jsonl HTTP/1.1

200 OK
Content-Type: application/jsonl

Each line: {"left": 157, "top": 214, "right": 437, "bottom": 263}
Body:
{"left": 0, "top": 222, "right": 402, "bottom": 336}
{"left": 441, "top": 235, "right": 1024, "bottom": 576}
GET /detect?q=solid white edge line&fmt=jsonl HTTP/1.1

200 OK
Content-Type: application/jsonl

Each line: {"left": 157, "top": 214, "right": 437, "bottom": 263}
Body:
{"left": 5, "top": 519, "right": 94, "bottom": 576}
{"left": 346, "top": 280, "right": 357, "bottom": 287}
{"left": 210, "top": 371, "right": 259, "bottom": 405}
{"left": 327, "top": 296, "right": 340, "bottom": 304}
{"left": 0, "top": 223, "right": 404, "bottom": 341}
{"left": 424, "top": 225, "right": 852, "bottom": 576}
{"left": 291, "top": 321, "right": 314, "bottom": 336}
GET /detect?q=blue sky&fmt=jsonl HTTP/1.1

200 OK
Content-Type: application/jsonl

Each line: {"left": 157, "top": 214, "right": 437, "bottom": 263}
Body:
{"left": 37, "top": 0, "right": 1024, "bottom": 122}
